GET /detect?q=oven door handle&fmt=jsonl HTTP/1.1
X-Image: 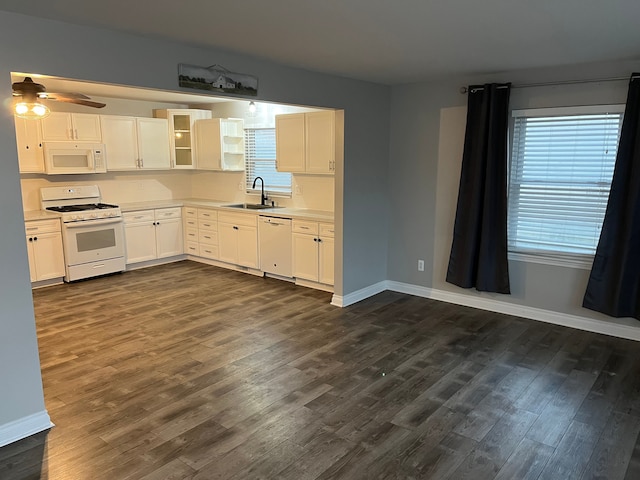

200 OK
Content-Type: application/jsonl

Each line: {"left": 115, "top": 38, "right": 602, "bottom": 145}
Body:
{"left": 64, "top": 217, "right": 123, "bottom": 228}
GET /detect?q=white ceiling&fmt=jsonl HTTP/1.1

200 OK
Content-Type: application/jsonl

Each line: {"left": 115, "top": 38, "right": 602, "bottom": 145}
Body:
{"left": 2, "top": 0, "right": 639, "bottom": 85}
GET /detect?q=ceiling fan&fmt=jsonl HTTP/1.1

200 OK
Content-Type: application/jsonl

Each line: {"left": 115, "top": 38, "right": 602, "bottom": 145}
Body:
{"left": 12, "top": 76, "right": 106, "bottom": 110}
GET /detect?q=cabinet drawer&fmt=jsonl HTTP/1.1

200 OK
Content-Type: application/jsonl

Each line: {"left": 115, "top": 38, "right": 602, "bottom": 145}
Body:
{"left": 155, "top": 207, "right": 181, "bottom": 220}
{"left": 218, "top": 211, "right": 256, "bottom": 227}
{"left": 198, "top": 219, "right": 217, "bottom": 232}
{"left": 199, "top": 231, "right": 218, "bottom": 245}
{"left": 124, "top": 211, "right": 154, "bottom": 224}
{"left": 185, "top": 241, "right": 199, "bottom": 256}
{"left": 185, "top": 228, "right": 198, "bottom": 242}
{"left": 200, "top": 245, "right": 219, "bottom": 260}
{"left": 292, "top": 220, "right": 318, "bottom": 235}
{"left": 25, "top": 219, "right": 61, "bottom": 234}
{"left": 319, "top": 223, "right": 335, "bottom": 238}
{"left": 184, "top": 207, "right": 197, "bottom": 218}
{"left": 184, "top": 218, "right": 198, "bottom": 229}
{"left": 197, "top": 209, "right": 218, "bottom": 221}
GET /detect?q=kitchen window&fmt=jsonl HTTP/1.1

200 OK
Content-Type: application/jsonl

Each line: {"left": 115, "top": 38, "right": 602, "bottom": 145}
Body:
{"left": 508, "top": 105, "right": 624, "bottom": 268}
{"left": 245, "top": 128, "right": 292, "bottom": 196}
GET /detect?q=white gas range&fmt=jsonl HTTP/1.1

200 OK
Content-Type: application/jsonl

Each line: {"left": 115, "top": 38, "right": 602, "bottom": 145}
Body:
{"left": 41, "top": 185, "right": 126, "bottom": 282}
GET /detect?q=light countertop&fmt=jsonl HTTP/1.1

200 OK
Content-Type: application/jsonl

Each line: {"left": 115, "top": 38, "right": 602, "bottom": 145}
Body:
{"left": 119, "top": 198, "right": 334, "bottom": 223}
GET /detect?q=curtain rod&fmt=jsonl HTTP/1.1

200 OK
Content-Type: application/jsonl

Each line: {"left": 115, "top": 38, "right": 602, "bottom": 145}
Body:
{"left": 460, "top": 74, "right": 639, "bottom": 94}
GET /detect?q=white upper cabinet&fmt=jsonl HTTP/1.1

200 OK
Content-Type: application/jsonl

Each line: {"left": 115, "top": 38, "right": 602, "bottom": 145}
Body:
{"left": 305, "top": 111, "right": 336, "bottom": 174}
{"left": 41, "top": 112, "right": 102, "bottom": 142}
{"left": 275, "top": 113, "right": 306, "bottom": 172}
{"left": 14, "top": 116, "right": 45, "bottom": 173}
{"left": 137, "top": 118, "right": 171, "bottom": 170}
{"left": 101, "top": 116, "right": 170, "bottom": 171}
{"left": 154, "top": 109, "right": 212, "bottom": 169}
{"left": 195, "top": 118, "right": 245, "bottom": 171}
{"left": 275, "top": 110, "right": 336, "bottom": 174}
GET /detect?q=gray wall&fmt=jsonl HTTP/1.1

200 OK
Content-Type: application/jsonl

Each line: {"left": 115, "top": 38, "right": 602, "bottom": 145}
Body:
{"left": 388, "top": 59, "right": 640, "bottom": 331}
{"left": 0, "top": 11, "right": 390, "bottom": 433}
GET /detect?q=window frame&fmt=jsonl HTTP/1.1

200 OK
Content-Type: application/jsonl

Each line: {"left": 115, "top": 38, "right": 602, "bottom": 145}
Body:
{"left": 507, "top": 104, "right": 625, "bottom": 269}
{"left": 244, "top": 127, "right": 292, "bottom": 198}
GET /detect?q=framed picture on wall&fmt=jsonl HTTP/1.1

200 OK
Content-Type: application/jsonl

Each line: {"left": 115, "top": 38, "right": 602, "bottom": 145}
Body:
{"left": 178, "top": 63, "right": 258, "bottom": 96}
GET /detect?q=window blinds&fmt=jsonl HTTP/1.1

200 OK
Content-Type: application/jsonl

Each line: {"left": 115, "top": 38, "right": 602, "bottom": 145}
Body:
{"left": 508, "top": 106, "right": 623, "bottom": 259}
{"left": 244, "top": 128, "right": 291, "bottom": 195}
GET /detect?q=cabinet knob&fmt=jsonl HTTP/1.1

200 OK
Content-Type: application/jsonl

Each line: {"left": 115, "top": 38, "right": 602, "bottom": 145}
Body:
{"left": 34, "top": 237, "right": 38, "bottom": 241}
{"left": 28, "top": 237, "right": 33, "bottom": 242}
{"left": 233, "top": 226, "right": 239, "bottom": 230}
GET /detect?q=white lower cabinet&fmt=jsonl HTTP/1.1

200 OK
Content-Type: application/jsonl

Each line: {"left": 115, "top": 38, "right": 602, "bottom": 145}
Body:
{"left": 25, "top": 219, "right": 65, "bottom": 282}
{"left": 218, "top": 212, "right": 258, "bottom": 268}
{"left": 183, "top": 207, "right": 219, "bottom": 260}
{"left": 124, "top": 207, "right": 183, "bottom": 264}
{"left": 292, "top": 220, "right": 334, "bottom": 286}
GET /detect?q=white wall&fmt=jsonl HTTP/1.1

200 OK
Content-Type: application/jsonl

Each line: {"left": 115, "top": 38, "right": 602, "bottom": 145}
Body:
{"left": 0, "top": 10, "right": 390, "bottom": 444}
{"left": 388, "top": 59, "right": 640, "bottom": 336}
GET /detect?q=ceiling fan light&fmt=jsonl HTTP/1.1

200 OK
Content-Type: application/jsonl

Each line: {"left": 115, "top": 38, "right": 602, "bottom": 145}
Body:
{"left": 15, "top": 102, "right": 29, "bottom": 115}
{"left": 14, "top": 101, "right": 50, "bottom": 119}
{"left": 31, "top": 103, "right": 49, "bottom": 117}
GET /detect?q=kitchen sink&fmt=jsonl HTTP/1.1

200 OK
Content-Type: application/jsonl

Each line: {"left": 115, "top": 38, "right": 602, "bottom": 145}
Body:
{"left": 223, "top": 203, "right": 281, "bottom": 210}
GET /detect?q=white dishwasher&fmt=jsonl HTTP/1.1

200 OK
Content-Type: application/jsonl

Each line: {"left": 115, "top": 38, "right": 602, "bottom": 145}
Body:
{"left": 258, "top": 216, "right": 292, "bottom": 277}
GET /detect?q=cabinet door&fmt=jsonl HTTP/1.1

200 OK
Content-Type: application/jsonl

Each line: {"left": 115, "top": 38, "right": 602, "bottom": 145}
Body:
{"left": 194, "top": 118, "right": 222, "bottom": 170}
{"left": 237, "top": 225, "right": 258, "bottom": 268}
{"left": 26, "top": 239, "right": 37, "bottom": 282}
{"left": 125, "top": 222, "right": 157, "bottom": 263}
{"left": 72, "top": 113, "right": 102, "bottom": 141}
{"left": 14, "top": 116, "right": 44, "bottom": 173}
{"left": 292, "top": 233, "right": 319, "bottom": 281}
{"left": 41, "top": 112, "right": 73, "bottom": 141}
{"left": 137, "top": 118, "right": 171, "bottom": 170}
{"left": 305, "top": 111, "right": 335, "bottom": 174}
{"left": 156, "top": 218, "right": 184, "bottom": 258}
{"left": 275, "top": 113, "right": 305, "bottom": 172}
{"left": 318, "top": 236, "right": 334, "bottom": 285}
{"left": 101, "top": 116, "right": 139, "bottom": 170}
{"left": 218, "top": 222, "right": 238, "bottom": 264}
{"left": 32, "top": 232, "right": 65, "bottom": 281}
{"left": 171, "top": 112, "right": 196, "bottom": 169}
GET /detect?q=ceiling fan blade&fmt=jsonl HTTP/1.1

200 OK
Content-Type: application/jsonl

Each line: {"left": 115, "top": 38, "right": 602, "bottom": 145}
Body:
{"left": 44, "top": 92, "right": 92, "bottom": 100}
{"left": 47, "top": 96, "right": 106, "bottom": 109}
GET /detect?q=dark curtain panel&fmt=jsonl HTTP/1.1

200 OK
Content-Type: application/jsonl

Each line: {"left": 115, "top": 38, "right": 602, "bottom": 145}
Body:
{"left": 446, "top": 83, "right": 511, "bottom": 293}
{"left": 583, "top": 74, "right": 640, "bottom": 319}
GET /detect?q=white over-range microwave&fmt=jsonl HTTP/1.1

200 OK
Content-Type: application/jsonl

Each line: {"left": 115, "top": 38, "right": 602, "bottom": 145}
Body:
{"left": 43, "top": 142, "right": 107, "bottom": 175}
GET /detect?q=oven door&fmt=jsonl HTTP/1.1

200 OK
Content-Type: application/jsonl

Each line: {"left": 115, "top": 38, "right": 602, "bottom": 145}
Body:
{"left": 62, "top": 218, "right": 125, "bottom": 266}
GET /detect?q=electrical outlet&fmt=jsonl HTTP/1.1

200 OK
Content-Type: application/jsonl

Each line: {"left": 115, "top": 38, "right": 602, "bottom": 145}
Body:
{"left": 418, "top": 259, "right": 425, "bottom": 271}
{"left": 238, "top": 182, "right": 244, "bottom": 191}
{"left": 295, "top": 185, "right": 303, "bottom": 195}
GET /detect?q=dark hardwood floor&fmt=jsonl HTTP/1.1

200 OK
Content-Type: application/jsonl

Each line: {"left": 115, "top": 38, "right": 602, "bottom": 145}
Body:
{"left": 2, "top": 260, "right": 640, "bottom": 479}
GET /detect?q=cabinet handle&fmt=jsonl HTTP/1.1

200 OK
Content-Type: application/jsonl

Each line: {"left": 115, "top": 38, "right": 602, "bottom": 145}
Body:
{"left": 28, "top": 237, "right": 33, "bottom": 242}
{"left": 140, "top": 158, "right": 144, "bottom": 168}
{"left": 313, "top": 238, "right": 318, "bottom": 242}
{"left": 69, "top": 129, "right": 74, "bottom": 139}
{"left": 300, "top": 226, "right": 309, "bottom": 230}
{"left": 34, "top": 237, "right": 38, "bottom": 241}
{"left": 318, "top": 238, "right": 322, "bottom": 243}
{"left": 233, "top": 226, "right": 239, "bottom": 230}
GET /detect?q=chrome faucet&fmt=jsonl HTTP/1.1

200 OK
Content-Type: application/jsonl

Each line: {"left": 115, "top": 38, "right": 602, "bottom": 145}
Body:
{"left": 252, "top": 176, "right": 268, "bottom": 205}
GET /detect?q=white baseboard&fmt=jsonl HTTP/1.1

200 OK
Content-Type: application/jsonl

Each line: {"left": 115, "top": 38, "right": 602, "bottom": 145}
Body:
{"left": 0, "top": 410, "right": 53, "bottom": 448}
{"left": 335, "top": 279, "right": 640, "bottom": 341}
{"left": 332, "top": 281, "right": 387, "bottom": 307}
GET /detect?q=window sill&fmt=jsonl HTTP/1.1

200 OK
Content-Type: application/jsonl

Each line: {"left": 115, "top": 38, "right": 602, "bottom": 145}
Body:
{"left": 508, "top": 251, "right": 594, "bottom": 270}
